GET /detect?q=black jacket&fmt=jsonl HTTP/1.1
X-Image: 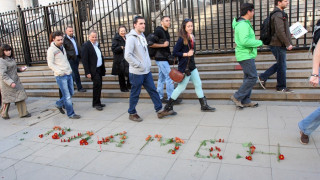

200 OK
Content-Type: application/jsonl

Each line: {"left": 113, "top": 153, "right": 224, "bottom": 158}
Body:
{"left": 111, "top": 33, "right": 129, "bottom": 75}
{"left": 63, "top": 36, "right": 81, "bottom": 60}
{"left": 153, "top": 26, "right": 171, "bottom": 61}
{"left": 173, "top": 37, "right": 196, "bottom": 73}
{"left": 81, "top": 41, "right": 106, "bottom": 77}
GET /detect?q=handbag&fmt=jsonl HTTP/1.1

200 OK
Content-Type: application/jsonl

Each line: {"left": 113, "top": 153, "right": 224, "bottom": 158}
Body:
{"left": 169, "top": 57, "right": 184, "bottom": 83}
{"left": 169, "top": 43, "right": 192, "bottom": 83}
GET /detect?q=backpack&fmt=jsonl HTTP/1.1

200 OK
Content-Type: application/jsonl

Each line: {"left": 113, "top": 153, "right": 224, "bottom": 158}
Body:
{"left": 311, "top": 25, "right": 320, "bottom": 52}
{"left": 260, "top": 10, "right": 284, "bottom": 45}
{"left": 146, "top": 33, "right": 159, "bottom": 58}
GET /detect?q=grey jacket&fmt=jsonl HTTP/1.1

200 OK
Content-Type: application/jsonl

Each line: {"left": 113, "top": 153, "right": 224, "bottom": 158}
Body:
{"left": 124, "top": 29, "right": 151, "bottom": 75}
{"left": 0, "top": 57, "right": 27, "bottom": 103}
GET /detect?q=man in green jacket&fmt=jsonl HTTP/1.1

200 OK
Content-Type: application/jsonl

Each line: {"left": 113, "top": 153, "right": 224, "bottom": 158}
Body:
{"left": 230, "top": 3, "right": 263, "bottom": 109}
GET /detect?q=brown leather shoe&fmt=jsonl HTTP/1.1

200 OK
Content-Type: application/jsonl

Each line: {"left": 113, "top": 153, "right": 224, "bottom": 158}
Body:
{"left": 129, "top": 114, "right": 143, "bottom": 122}
{"left": 243, "top": 102, "right": 259, "bottom": 108}
{"left": 157, "top": 110, "right": 177, "bottom": 119}
{"left": 300, "top": 131, "right": 309, "bottom": 145}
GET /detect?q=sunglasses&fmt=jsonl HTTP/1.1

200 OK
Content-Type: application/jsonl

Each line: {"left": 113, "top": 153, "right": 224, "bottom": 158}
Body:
{"left": 183, "top": 18, "right": 192, "bottom": 22}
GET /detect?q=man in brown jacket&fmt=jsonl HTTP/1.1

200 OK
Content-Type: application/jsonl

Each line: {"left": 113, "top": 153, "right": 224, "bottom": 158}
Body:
{"left": 258, "top": 0, "right": 293, "bottom": 93}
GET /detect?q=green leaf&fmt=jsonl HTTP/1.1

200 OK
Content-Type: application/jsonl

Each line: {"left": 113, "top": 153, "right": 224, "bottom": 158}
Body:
{"left": 19, "top": 138, "right": 24, "bottom": 141}
{"left": 242, "top": 142, "right": 251, "bottom": 147}
{"left": 209, "top": 139, "right": 215, "bottom": 144}
{"left": 23, "top": 132, "right": 28, "bottom": 134}
{"left": 236, "top": 154, "right": 243, "bottom": 159}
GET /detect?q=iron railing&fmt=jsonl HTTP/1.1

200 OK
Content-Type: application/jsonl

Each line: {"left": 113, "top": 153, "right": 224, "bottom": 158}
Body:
{"left": 0, "top": 0, "right": 319, "bottom": 64}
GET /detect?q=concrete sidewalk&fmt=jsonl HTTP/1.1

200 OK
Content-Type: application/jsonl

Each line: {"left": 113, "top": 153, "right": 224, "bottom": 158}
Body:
{"left": 0, "top": 97, "right": 320, "bottom": 180}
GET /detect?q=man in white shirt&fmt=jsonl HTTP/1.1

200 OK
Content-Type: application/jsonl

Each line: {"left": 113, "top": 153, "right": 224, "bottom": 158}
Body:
{"left": 81, "top": 30, "right": 106, "bottom": 111}
{"left": 63, "top": 26, "right": 86, "bottom": 92}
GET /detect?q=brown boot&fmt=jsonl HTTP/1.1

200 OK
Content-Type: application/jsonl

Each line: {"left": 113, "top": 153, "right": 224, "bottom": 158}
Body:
{"left": 300, "top": 131, "right": 309, "bottom": 145}
{"left": 243, "top": 102, "right": 259, "bottom": 108}
{"left": 129, "top": 114, "right": 143, "bottom": 122}
{"left": 157, "top": 109, "right": 177, "bottom": 119}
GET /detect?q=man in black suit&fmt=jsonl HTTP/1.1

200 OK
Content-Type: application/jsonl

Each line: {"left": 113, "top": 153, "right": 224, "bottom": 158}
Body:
{"left": 81, "top": 30, "right": 106, "bottom": 111}
{"left": 63, "top": 26, "right": 86, "bottom": 92}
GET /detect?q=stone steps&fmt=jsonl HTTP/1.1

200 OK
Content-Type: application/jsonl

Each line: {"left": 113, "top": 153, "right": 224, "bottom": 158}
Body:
{"left": 22, "top": 79, "right": 311, "bottom": 90}
{"left": 25, "top": 88, "right": 320, "bottom": 101}
{"left": 20, "top": 51, "right": 319, "bottom": 101}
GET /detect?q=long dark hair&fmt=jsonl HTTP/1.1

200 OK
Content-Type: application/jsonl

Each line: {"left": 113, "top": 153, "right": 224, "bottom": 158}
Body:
{"left": 0, "top": 44, "right": 14, "bottom": 59}
{"left": 179, "top": 18, "right": 193, "bottom": 45}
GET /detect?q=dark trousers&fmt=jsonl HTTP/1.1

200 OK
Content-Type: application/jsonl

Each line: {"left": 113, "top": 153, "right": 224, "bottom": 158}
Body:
{"left": 118, "top": 73, "right": 130, "bottom": 91}
{"left": 92, "top": 66, "right": 103, "bottom": 107}
{"left": 69, "top": 57, "right": 83, "bottom": 90}
{"left": 259, "top": 46, "right": 287, "bottom": 89}
{"left": 128, "top": 72, "right": 162, "bottom": 114}
{"left": 234, "top": 59, "right": 258, "bottom": 104}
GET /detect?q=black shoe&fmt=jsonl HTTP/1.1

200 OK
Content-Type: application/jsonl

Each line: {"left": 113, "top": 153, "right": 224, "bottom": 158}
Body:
{"left": 276, "top": 88, "right": 294, "bottom": 93}
{"left": 121, "top": 89, "right": 129, "bottom": 92}
{"left": 21, "top": 113, "right": 31, "bottom": 118}
{"left": 258, "top": 76, "right": 266, "bottom": 89}
{"left": 2, "top": 116, "right": 10, "bottom": 120}
{"left": 173, "top": 98, "right": 182, "bottom": 105}
{"left": 78, "top": 88, "right": 87, "bottom": 92}
{"left": 161, "top": 98, "right": 169, "bottom": 104}
{"left": 100, "top": 104, "right": 106, "bottom": 107}
{"left": 94, "top": 106, "right": 103, "bottom": 111}
{"left": 164, "top": 98, "right": 175, "bottom": 111}
{"left": 199, "top": 96, "right": 216, "bottom": 112}
{"left": 69, "top": 114, "right": 81, "bottom": 119}
{"left": 56, "top": 106, "right": 65, "bottom": 114}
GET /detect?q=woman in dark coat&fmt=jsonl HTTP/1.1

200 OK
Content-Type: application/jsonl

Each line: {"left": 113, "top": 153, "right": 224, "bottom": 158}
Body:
{"left": 111, "top": 25, "right": 130, "bottom": 92}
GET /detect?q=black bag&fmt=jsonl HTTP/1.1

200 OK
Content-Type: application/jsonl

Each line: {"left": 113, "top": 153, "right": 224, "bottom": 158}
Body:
{"left": 312, "top": 25, "right": 320, "bottom": 52}
{"left": 260, "top": 10, "right": 284, "bottom": 45}
{"left": 146, "top": 33, "right": 159, "bottom": 57}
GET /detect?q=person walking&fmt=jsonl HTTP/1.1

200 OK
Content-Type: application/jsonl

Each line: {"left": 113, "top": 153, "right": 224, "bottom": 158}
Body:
{"left": 298, "top": 42, "right": 320, "bottom": 145}
{"left": 230, "top": 3, "right": 263, "bottom": 109}
{"left": 149, "top": 16, "right": 182, "bottom": 104}
{"left": 63, "top": 26, "right": 86, "bottom": 92}
{"left": 47, "top": 31, "right": 80, "bottom": 119}
{"left": 162, "top": 18, "right": 216, "bottom": 113}
{"left": 81, "top": 30, "right": 106, "bottom": 111}
{"left": 0, "top": 44, "right": 31, "bottom": 119}
{"left": 124, "top": 16, "right": 175, "bottom": 122}
{"left": 111, "top": 25, "right": 130, "bottom": 92}
{"left": 258, "top": 0, "right": 293, "bottom": 93}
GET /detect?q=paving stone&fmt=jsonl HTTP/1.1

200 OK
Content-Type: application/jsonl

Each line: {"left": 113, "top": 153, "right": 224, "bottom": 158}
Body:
{"left": 165, "top": 159, "right": 212, "bottom": 180}
{"left": 12, "top": 161, "right": 77, "bottom": 180}
{"left": 120, "top": 155, "right": 175, "bottom": 180}
{"left": 270, "top": 146, "right": 320, "bottom": 173}
{"left": 228, "top": 128, "right": 269, "bottom": 146}
{"left": 82, "top": 152, "right": 136, "bottom": 177}
{"left": 217, "top": 164, "right": 272, "bottom": 180}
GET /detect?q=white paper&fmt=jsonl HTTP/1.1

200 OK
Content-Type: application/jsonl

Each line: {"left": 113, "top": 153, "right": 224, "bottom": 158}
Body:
{"left": 290, "top": 22, "right": 308, "bottom": 39}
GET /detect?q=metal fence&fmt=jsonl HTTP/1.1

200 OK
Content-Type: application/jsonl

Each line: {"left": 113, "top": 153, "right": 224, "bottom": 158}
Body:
{"left": 0, "top": 0, "right": 319, "bottom": 64}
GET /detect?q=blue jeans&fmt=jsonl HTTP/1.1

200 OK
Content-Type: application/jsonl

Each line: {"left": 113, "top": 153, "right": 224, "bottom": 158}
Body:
{"left": 259, "top": 46, "right": 287, "bottom": 89}
{"left": 55, "top": 74, "right": 75, "bottom": 117}
{"left": 171, "top": 68, "right": 204, "bottom": 100}
{"left": 234, "top": 59, "right": 257, "bottom": 104}
{"left": 128, "top": 72, "right": 162, "bottom": 114}
{"left": 68, "top": 57, "right": 83, "bottom": 90}
{"left": 298, "top": 107, "right": 320, "bottom": 135}
{"left": 156, "top": 61, "right": 174, "bottom": 100}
